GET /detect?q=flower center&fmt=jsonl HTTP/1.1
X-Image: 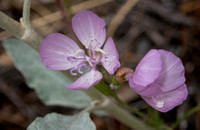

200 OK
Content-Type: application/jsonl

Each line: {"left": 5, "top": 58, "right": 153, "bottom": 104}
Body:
{"left": 67, "top": 48, "right": 106, "bottom": 76}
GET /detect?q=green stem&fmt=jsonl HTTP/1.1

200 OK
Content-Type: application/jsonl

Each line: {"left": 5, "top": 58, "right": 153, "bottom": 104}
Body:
{"left": 102, "top": 98, "right": 152, "bottom": 130}
{"left": 0, "top": 12, "right": 25, "bottom": 39}
{"left": 171, "top": 104, "right": 200, "bottom": 128}
{"left": 113, "top": 92, "right": 147, "bottom": 119}
{"left": 104, "top": 69, "right": 112, "bottom": 82}
{"left": 0, "top": 11, "right": 42, "bottom": 51}
{"left": 22, "top": 0, "right": 32, "bottom": 30}
{"left": 84, "top": 87, "right": 152, "bottom": 130}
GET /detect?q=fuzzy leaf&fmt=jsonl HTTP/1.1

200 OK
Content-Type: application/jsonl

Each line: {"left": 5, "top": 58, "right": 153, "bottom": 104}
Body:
{"left": 27, "top": 112, "right": 96, "bottom": 130}
{"left": 2, "top": 39, "right": 91, "bottom": 108}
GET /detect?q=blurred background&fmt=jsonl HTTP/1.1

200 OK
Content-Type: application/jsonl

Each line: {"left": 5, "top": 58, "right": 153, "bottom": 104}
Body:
{"left": 0, "top": 0, "right": 200, "bottom": 129}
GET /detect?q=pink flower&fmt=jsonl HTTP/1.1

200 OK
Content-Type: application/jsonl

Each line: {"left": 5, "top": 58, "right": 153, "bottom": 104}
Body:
{"left": 128, "top": 49, "right": 188, "bottom": 112}
{"left": 40, "top": 11, "right": 120, "bottom": 90}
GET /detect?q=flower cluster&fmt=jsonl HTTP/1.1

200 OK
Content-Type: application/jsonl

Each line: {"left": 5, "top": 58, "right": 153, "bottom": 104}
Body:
{"left": 40, "top": 10, "right": 187, "bottom": 112}
{"left": 128, "top": 49, "right": 188, "bottom": 112}
{"left": 40, "top": 11, "right": 120, "bottom": 90}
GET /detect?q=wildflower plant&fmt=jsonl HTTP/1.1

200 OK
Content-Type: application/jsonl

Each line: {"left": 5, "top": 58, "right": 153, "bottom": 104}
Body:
{"left": 40, "top": 11, "right": 120, "bottom": 90}
{"left": 0, "top": 0, "right": 194, "bottom": 129}
{"left": 40, "top": 11, "right": 188, "bottom": 113}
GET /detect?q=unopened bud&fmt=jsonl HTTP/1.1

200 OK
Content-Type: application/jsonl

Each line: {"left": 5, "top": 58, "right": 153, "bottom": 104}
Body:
{"left": 116, "top": 67, "right": 134, "bottom": 83}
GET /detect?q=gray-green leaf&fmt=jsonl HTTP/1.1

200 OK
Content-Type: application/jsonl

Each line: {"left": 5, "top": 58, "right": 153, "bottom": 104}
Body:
{"left": 2, "top": 39, "right": 91, "bottom": 108}
{"left": 27, "top": 112, "right": 96, "bottom": 130}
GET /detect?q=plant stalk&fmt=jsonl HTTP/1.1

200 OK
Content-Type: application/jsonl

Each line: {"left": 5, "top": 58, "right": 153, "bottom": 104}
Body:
{"left": 0, "top": 12, "right": 25, "bottom": 39}
{"left": 22, "top": 0, "right": 32, "bottom": 31}
{"left": 102, "top": 98, "right": 152, "bottom": 130}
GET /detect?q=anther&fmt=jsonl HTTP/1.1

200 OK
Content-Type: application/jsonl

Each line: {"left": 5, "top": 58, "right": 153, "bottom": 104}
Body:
{"left": 74, "top": 49, "right": 84, "bottom": 56}
{"left": 86, "top": 57, "right": 93, "bottom": 67}
{"left": 95, "top": 48, "right": 106, "bottom": 54}
{"left": 85, "top": 45, "right": 88, "bottom": 49}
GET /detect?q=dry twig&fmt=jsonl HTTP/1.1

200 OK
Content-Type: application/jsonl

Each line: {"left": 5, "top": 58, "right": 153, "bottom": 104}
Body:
{"left": 107, "top": 0, "right": 139, "bottom": 37}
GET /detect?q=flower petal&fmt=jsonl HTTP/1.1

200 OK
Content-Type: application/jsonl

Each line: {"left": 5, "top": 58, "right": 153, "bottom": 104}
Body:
{"left": 142, "top": 84, "right": 188, "bottom": 112}
{"left": 40, "top": 33, "right": 84, "bottom": 70}
{"left": 72, "top": 10, "right": 106, "bottom": 49}
{"left": 129, "top": 78, "right": 163, "bottom": 97}
{"left": 66, "top": 68, "right": 102, "bottom": 90}
{"left": 101, "top": 37, "right": 120, "bottom": 74}
{"left": 155, "top": 50, "right": 186, "bottom": 92}
{"left": 130, "top": 49, "right": 162, "bottom": 87}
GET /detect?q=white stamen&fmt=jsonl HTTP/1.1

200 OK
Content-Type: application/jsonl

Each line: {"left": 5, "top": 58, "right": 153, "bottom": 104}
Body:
{"left": 85, "top": 45, "right": 88, "bottom": 49}
{"left": 95, "top": 48, "right": 106, "bottom": 54}
{"left": 74, "top": 49, "right": 83, "bottom": 56}
{"left": 152, "top": 97, "right": 164, "bottom": 108}
{"left": 86, "top": 57, "right": 93, "bottom": 67}
{"left": 156, "top": 100, "right": 164, "bottom": 108}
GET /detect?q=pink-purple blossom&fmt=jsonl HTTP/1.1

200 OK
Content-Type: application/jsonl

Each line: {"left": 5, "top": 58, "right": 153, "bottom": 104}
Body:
{"left": 128, "top": 49, "right": 188, "bottom": 112}
{"left": 40, "top": 11, "right": 120, "bottom": 90}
